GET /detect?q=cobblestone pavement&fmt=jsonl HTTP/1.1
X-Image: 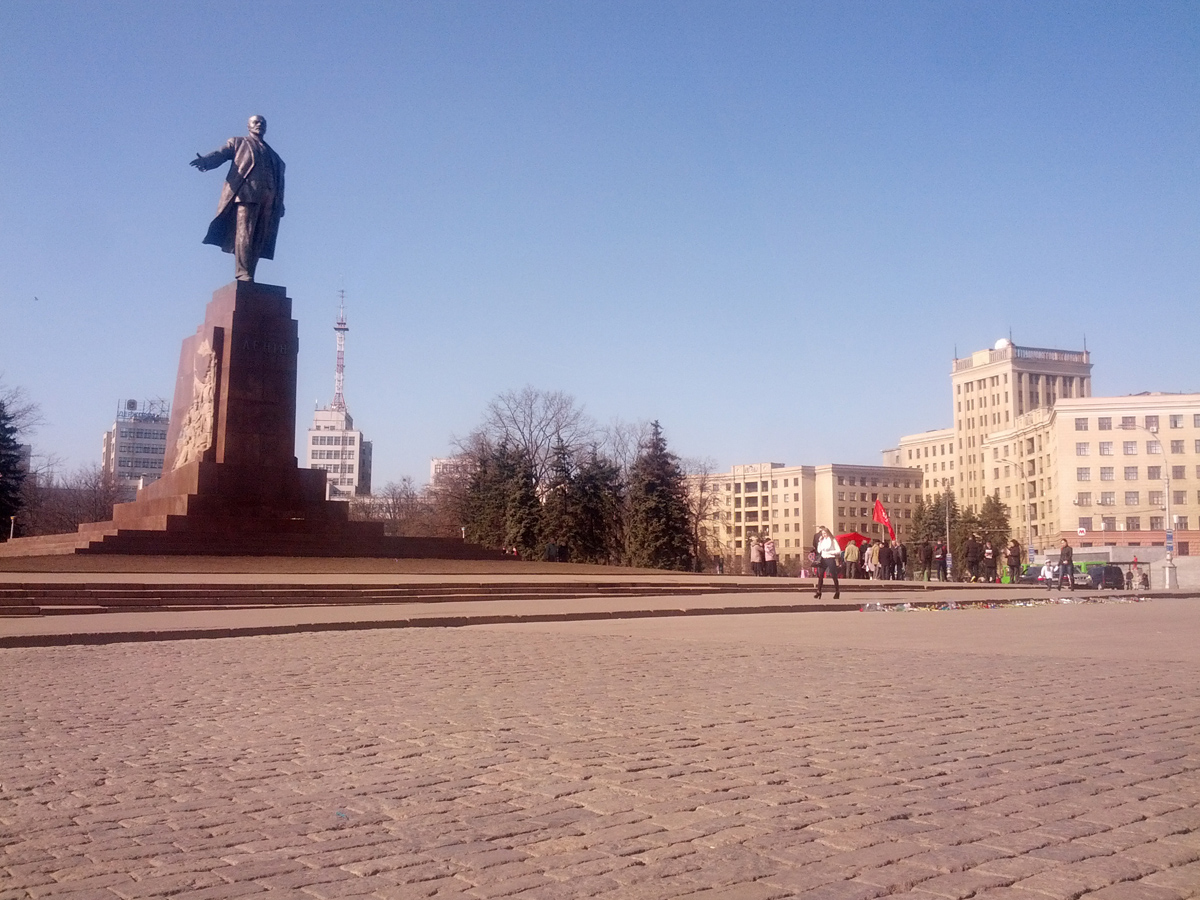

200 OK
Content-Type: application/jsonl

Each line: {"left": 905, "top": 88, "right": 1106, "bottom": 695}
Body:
{"left": 2, "top": 602, "right": 1198, "bottom": 899}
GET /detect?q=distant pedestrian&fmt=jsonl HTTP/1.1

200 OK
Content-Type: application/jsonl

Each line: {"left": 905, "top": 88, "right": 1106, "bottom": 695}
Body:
{"left": 982, "top": 541, "right": 997, "bottom": 583}
{"left": 1056, "top": 538, "right": 1075, "bottom": 591}
{"left": 1005, "top": 540, "right": 1022, "bottom": 583}
{"left": 716, "top": 557, "right": 725, "bottom": 575}
{"left": 919, "top": 540, "right": 933, "bottom": 581}
{"left": 843, "top": 539, "right": 861, "bottom": 579}
{"left": 934, "top": 541, "right": 948, "bottom": 581}
{"left": 750, "top": 538, "right": 763, "bottom": 576}
{"left": 763, "top": 538, "right": 778, "bottom": 577}
{"left": 878, "top": 541, "right": 894, "bottom": 581}
{"left": 813, "top": 526, "right": 842, "bottom": 600}
{"left": 964, "top": 534, "right": 983, "bottom": 582}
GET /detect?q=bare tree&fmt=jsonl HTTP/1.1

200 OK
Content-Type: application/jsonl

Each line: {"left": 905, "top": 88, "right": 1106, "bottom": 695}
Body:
{"left": 682, "top": 456, "right": 723, "bottom": 571}
{"left": 17, "top": 463, "right": 121, "bottom": 536}
{"left": 599, "top": 418, "right": 652, "bottom": 480}
{"left": 457, "top": 387, "right": 595, "bottom": 491}
{"left": 0, "top": 376, "right": 45, "bottom": 437}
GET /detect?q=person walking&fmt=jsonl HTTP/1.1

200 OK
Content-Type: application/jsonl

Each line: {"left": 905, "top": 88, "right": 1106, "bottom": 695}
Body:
{"left": 813, "top": 526, "right": 842, "bottom": 600}
{"left": 895, "top": 542, "right": 908, "bottom": 580}
{"left": 1056, "top": 538, "right": 1075, "bottom": 591}
{"left": 964, "top": 534, "right": 983, "bottom": 582}
{"left": 934, "top": 541, "right": 948, "bottom": 581}
{"left": 1005, "top": 540, "right": 1022, "bottom": 584}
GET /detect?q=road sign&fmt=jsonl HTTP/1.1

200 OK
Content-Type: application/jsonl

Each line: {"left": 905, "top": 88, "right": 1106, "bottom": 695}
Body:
{"left": 1166, "top": 530, "right": 1174, "bottom": 553}
{"left": 1077, "top": 527, "right": 1086, "bottom": 537}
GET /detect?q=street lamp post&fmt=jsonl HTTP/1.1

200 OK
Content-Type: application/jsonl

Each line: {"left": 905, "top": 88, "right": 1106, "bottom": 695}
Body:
{"left": 1119, "top": 422, "right": 1178, "bottom": 590}
{"left": 996, "top": 458, "right": 1031, "bottom": 565}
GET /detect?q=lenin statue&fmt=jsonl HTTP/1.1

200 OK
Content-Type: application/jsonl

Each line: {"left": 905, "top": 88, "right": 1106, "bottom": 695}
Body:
{"left": 191, "top": 115, "right": 285, "bottom": 282}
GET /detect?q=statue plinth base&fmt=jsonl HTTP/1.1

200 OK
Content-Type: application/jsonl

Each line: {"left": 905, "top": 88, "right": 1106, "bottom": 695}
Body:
{"left": 0, "top": 282, "right": 503, "bottom": 559}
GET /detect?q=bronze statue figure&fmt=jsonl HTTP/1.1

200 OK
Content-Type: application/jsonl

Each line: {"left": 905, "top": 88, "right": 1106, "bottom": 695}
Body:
{"left": 191, "top": 115, "right": 285, "bottom": 282}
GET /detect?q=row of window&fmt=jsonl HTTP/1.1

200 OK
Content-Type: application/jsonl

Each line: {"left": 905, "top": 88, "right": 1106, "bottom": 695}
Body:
{"left": 1076, "top": 414, "right": 1200, "bottom": 431}
{"left": 118, "top": 428, "right": 167, "bottom": 440}
{"left": 1076, "top": 491, "right": 1192, "bottom": 507}
{"left": 1078, "top": 466, "right": 1195, "bottom": 482}
{"left": 118, "top": 444, "right": 165, "bottom": 455}
{"left": 1076, "top": 440, "right": 1197, "bottom": 456}
{"left": 835, "top": 476, "right": 915, "bottom": 489}
{"left": 311, "top": 449, "right": 355, "bottom": 460}
{"left": 838, "top": 507, "right": 912, "bottom": 518}
{"left": 116, "top": 458, "right": 163, "bottom": 469}
{"left": 906, "top": 444, "right": 952, "bottom": 460}
{"left": 312, "top": 464, "right": 355, "bottom": 474}
{"left": 1077, "top": 517, "right": 1190, "bottom": 531}
{"left": 311, "top": 434, "right": 357, "bottom": 446}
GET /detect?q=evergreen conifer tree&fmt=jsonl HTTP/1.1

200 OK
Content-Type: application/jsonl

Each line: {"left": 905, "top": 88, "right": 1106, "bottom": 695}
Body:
{"left": 0, "top": 401, "right": 26, "bottom": 537}
{"left": 625, "top": 421, "right": 692, "bottom": 570}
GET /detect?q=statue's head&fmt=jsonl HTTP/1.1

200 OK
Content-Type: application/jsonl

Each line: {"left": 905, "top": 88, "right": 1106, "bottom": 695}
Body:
{"left": 248, "top": 115, "right": 267, "bottom": 138}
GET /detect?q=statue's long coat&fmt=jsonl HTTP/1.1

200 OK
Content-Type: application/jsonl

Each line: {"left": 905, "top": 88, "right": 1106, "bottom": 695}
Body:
{"left": 199, "top": 136, "right": 285, "bottom": 259}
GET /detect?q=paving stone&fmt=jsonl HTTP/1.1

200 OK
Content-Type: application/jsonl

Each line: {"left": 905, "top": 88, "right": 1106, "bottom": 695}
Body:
{"left": 2, "top": 602, "right": 1199, "bottom": 900}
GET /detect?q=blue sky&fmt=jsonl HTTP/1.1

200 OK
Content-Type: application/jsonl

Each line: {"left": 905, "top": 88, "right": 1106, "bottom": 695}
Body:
{"left": 2, "top": 1, "right": 1197, "bottom": 485}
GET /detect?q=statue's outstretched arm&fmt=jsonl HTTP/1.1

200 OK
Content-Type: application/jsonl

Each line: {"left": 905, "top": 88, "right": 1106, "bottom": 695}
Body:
{"left": 189, "top": 144, "right": 233, "bottom": 172}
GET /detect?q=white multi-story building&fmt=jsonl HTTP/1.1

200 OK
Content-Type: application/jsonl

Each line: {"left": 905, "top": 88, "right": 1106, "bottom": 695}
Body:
{"left": 100, "top": 399, "right": 169, "bottom": 502}
{"left": 306, "top": 407, "right": 372, "bottom": 500}
{"left": 305, "top": 296, "right": 372, "bottom": 500}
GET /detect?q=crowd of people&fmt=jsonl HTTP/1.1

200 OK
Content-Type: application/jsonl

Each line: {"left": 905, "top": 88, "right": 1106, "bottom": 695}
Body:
{"left": 739, "top": 530, "right": 1031, "bottom": 583}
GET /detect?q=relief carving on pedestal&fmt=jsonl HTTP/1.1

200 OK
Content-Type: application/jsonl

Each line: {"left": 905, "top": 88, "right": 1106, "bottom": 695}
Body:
{"left": 173, "top": 338, "right": 218, "bottom": 469}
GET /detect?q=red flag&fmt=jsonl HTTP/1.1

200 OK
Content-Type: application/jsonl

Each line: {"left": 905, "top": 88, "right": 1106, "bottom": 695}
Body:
{"left": 873, "top": 499, "right": 895, "bottom": 540}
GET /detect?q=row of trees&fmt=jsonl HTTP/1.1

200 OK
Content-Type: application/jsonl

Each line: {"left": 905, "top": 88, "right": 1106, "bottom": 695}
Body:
{"left": 454, "top": 419, "right": 697, "bottom": 569}
{"left": 910, "top": 491, "right": 1013, "bottom": 578}
{"left": 350, "top": 388, "right": 703, "bottom": 570}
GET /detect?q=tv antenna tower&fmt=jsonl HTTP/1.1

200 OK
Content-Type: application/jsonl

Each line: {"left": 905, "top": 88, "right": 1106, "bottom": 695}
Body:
{"left": 331, "top": 290, "right": 349, "bottom": 412}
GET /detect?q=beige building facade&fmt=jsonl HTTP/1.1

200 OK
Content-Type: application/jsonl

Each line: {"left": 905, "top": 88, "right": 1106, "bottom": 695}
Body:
{"left": 699, "top": 462, "right": 923, "bottom": 568}
{"left": 887, "top": 339, "right": 1197, "bottom": 562}
{"left": 982, "top": 393, "right": 1200, "bottom": 558}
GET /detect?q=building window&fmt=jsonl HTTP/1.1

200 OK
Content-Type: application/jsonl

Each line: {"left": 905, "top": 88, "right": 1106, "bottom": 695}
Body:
{"left": 1125, "top": 467, "right": 1139, "bottom": 480}
{"left": 1147, "top": 441, "right": 1162, "bottom": 454}
{"left": 1148, "top": 466, "right": 1162, "bottom": 480}
{"left": 1195, "top": 414, "right": 1200, "bottom": 427}
{"left": 1075, "top": 443, "right": 1089, "bottom": 456}
{"left": 1125, "top": 491, "right": 1140, "bottom": 506}
{"left": 1170, "top": 440, "right": 1184, "bottom": 454}
{"left": 1149, "top": 491, "right": 1164, "bottom": 507}
{"left": 1099, "top": 442, "right": 1113, "bottom": 456}
{"left": 1100, "top": 467, "right": 1114, "bottom": 481}
{"left": 1126, "top": 517, "right": 1141, "bottom": 532}
{"left": 1075, "top": 418, "right": 1088, "bottom": 431}
{"left": 1123, "top": 441, "right": 1138, "bottom": 455}
{"left": 1077, "top": 492, "right": 1092, "bottom": 506}
{"left": 1170, "top": 415, "right": 1183, "bottom": 428}
{"left": 1174, "top": 466, "right": 1186, "bottom": 480}
{"left": 1098, "top": 417, "right": 1112, "bottom": 430}
{"left": 1174, "top": 491, "right": 1186, "bottom": 506}
{"left": 1121, "top": 416, "right": 1136, "bottom": 429}
{"left": 1077, "top": 468, "right": 1091, "bottom": 481}
{"left": 1176, "top": 516, "right": 1189, "bottom": 530}
{"left": 1145, "top": 416, "right": 1160, "bottom": 431}
{"left": 1150, "top": 516, "right": 1164, "bottom": 531}
{"left": 1078, "top": 517, "right": 1093, "bottom": 531}
{"left": 1100, "top": 492, "right": 1115, "bottom": 506}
